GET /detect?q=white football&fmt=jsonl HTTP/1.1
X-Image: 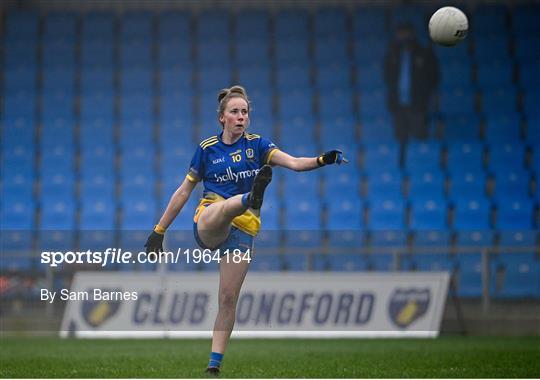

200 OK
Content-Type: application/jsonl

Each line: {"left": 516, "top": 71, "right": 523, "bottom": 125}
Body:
{"left": 429, "top": 6, "right": 468, "bottom": 47}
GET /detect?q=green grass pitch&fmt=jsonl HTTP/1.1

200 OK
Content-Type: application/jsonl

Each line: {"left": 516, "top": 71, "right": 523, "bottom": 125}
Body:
{"left": 1, "top": 337, "right": 539, "bottom": 378}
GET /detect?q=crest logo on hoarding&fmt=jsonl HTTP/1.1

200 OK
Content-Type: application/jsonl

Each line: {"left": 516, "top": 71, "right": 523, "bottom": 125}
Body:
{"left": 388, "top": 288, "right": 430, "bottom": 329}
{"left": 81, "top": 289, "right": 122, "bottom": 328}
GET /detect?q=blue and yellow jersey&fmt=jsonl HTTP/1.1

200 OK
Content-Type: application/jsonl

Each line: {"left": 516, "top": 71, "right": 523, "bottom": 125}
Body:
{"left": 187, "top": 132, "right": 278, "bottom": 236}
{"left": 187, "top": 132, "right": 278, "bottom": 199}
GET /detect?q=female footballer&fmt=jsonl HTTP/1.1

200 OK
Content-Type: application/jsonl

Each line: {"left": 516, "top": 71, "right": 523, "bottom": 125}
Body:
{"left": 144, "top": 85, "right": 345, "bottom": 375}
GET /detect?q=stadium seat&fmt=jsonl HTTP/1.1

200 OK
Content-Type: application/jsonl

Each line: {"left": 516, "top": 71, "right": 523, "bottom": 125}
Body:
{"left": 447, "top": 171, "right": 487, "bottom": 200}
{"left": 492, "top": 169, "right": 531, "bottom": 201}
{"left": 275, "top": 9, "right": 309, "bottom": 40}
{"left": 456, "top": 253, "right": 483, "bottom": 297}
{"left": 446, "top": 142, "right": 485, "bottom": 174}
{"left": 414, "top": 253, "right": 455, "bottom": 272}
{"left": 362, "top": 143, "right": 400, "bottom": 173}
{"left": 367, "top": 199, "right": 406, "bottom": 230}
{"left": 452, "top": 198, "right": 492, "bottom": 230}
{"left": 407, "top": 171, "right": 446, "bottom": 201}
{"left": 353, "top": 37, "right": 387, "bottom": 65}
{"left": 498, "top": 230, "right": 538, "bottom": 247}
{"left": 328, "top": 254, "right": 369, "bottom": 271}
{"left": 495, "top": 200, "right": 535, "bottom": 230}
{"left": 455, "top": 230, "right": 494, "bottom": 247}
{"left": 409, "top": 199, "right": 448, "bottom": 230}
{"left": 250, "top": 254, "right": 283, "bottom": 272}
{"left": 413, "top": 230, "right": 451, "bottom": 247}
{"left": 483, "top": 112, "right": 522, "bottom": 143}
{"left": 492, "top": 253, "right": 540, "bottom": 298}
{"left": 488, "top": 143, "right": 526, "bottom": 172}
{"left": 365, "top": 170, "right": 403, "bottom": 200}
{"left": 314, "top": 37, "right": 350, "bottom": 65}
{"left": 282, "top": 253, "right": 309, "bottom": 271}
{"left": 369, "top": 253, "right": 396, "bottom": 271}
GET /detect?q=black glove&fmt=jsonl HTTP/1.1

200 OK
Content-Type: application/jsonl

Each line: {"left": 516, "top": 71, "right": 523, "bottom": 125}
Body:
{"left": 144, "top": 230, "right": 164, "bottom": 260}
{"left": 317, "top": 150, "right": 346, "bottom": 166}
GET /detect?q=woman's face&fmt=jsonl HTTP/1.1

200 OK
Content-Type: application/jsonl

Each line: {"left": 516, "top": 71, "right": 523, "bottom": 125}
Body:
{"left": 219, "top": 97, "right": 249, "bottom": 135}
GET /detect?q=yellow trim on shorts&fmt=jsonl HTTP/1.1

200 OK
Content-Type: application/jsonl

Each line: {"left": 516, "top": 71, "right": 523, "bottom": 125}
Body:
{"left": 193, "top": 195, "right": 261, "bottom": 237}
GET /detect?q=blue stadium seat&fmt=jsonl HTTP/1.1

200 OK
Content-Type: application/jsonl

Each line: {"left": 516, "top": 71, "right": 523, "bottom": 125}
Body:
{"left": 42, "top": 67, "right": 75, "bottom": 95}
{"left": 492, "top": 253, "right": 540, "bottom": 298}
{"left": 434, "top": 41, "right": 470, "bottom": 65}
{"left": 492, "top": 169, "right": 531, "bottom": 201}
{"left": 40, "top": 200, "right": 76, "bottom": 230}
{"left": 42, "top": 39, "right": 76, "bottom": 68}
{"left": 234, "top": 10, "right": 270, "bottom": 40}
{"left": 319, "top": 89, "right": 356, "bottom": 121}
{"left": 448, "top": 170, "right": 487, "bottom": 200}
{"left": 413, "top": 230, "right": 451, "bottom": 247}
{"left": 234, "top": 40, "right": 270, "bottom": 69}
{"left": 358, "top": 88, "right": 388, "bottom": 117}
{"left": 44, "top": 12, "right": 77, "bottom": 37}
{"left": 158, "top": 68, "right": 193, "bottom": 95}
{"left": 237, "top": 66, "right": 272, "bottom": 92}
{"left": 4, "top": 67, "right": 37, "bottom": 92}
{"left": 456, "top": 253, "right": 483, "bottom": 297}
{"left": 41, "top": 172, "right": 75, "bottom": 203}
{"left": 5, "top": 10, "right": 39, "bottom": 39}
{"left": 80, "top": 199, "right": 116, "bottom": 230}
{"left": 198, "top": 66, "right": 233, "bottom": 91}
{"left": 453, "top": 198, "right": 492, "bottom": 230}
{"left": 196, "top": 10, "right": 230, "bottom": 41}
{"left": 121, "top": 11, "right": 153, "bottom": 41}
{"left": 362, "top": 143, "right": 400, "bottom": 173}
{"left": 481, "top": 87, "right": 518, "bottom": 118}
{"left": 442, "top": 114, "right": 482, "bottom": 141}
{"left": 369, "top": 253, "right": 396, "bottom": 271}
{"left": 3, "top": 39, "right": 38, "bottom": 69}
{"left": 282, "top": 253, "right": 309, "bottom": 271}
{"left": 446, "top": 142, "right": 485, "bottom": 174}
{"left": 477, "top": 62, "right": 514, "bottom": 89}
{"left": 367, "top": 199, "right": 406, "bottom": 230}
{"left": 409, "top": 199, "right": 448, "bottom": 230}
{"left": 498, "top": 230, "right": 538, "bottom": 247}
{"left": 283, "top": 230, "right": 323, "bottom": 250}
{"left": 197, "top": 41, "right": 231, "bottom": 68}
{"left": 315, "top": 64, "right": 352, "bottom": 91}
{"left": 473, "top": 35, "right": 511, "bottom": 65}
{"left": 327, "top": 230, "right": 366, "bottom": 250}
{"left": 121, "top": 199, "right": 157, "bottom": 230}
{"left": 81, "top": 40, "right": 114, "bottom": 69}
{"left": 314, "top": 7, "right": 347, "bottom": 38}
{"left": 353, "top": 38, "right": 387, "bottom": 65}
{"left": 361, "top": 114, "right": 394, "bottom": 143}
{"left": 495, "top": 200, "right": 535, "bottom": 230}
{"left": 278, "top": 89, "right": 314, "bottom": 120}
{"left": 324, "top": 170, "right": 361, "bottom": 201}
{"left": 407, "top": 171, "right": 446, "bottom": 201}
{"left": 352, "top": 8, "right": 387, "bottom": 38}
{"left": 439, "top": 88, "right": 476, "bottom": 117}
{"left": 356, "top": 63, "right": 385, "bottom": 91}
{"left": 250, "top": 254, "right": 283, "bottom": 272}
{"left": 314, "top": 37, "right": 349, "bottom": 65}
{"left": 158, "top": 40, "right": 192, "bottom": 68}
{"left": 0, "top": 200, "right": 35, "bottom": 230}
{"left": 404, "top": 141, "right": 442, "bottom": 173}
{"left": 455, "top": 230, "right": 494, "bottom": 247}
{"left": 275, "top": 64, "right": 312, "bottom": 91}
{"left": 275, "top": 9, "right": 309, "bottom": 40}
{"left": 120, "top": 68, "right": 153, "bottom": 94}
{"left": 82, "top": 12, "right": 115, "bottom": 40}
{"left": 440, "top": 62, "right": 473, "bottom": 90}
{"left": 283, "top": 200, "right": 322, "bottom": 230}
{"left": 365, "top": 170, "right": 403, "bottom": 200}
{"left": 514, "top": 36, "right": 540, "bottom": 64}
{"left": 282, "top": 171, "right": 320, "bottom": 203}
{"left": 158, "top": 11, "right": 191, "bottom": 42}
{"left": 414, "top": 253, "right": 455, "bottom": 272}
{"left": 488, "top": 143, "right": 526, "bottom": 172}
{"left": 522, "top": 85, "right": 540, "bottom": 119}
{"left": 326, "top": 199, "right": 363, "bottom": 230}
{"left": 472, "top": 5, "right": 508, "bottom": 36}
{"left": 328, "top": 254, "right": 369, "bottom": 271}
{"left": 483, "top": 113, "right": 522, "bottom": 143}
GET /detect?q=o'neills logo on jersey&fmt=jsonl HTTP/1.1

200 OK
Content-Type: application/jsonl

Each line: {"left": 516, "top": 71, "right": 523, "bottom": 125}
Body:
{"left": 215, "top": 167, "right": 260, "bottom": 183}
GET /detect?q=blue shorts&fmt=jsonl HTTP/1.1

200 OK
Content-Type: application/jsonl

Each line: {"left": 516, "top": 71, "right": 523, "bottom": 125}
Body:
{"left": 193, "top": 223, "right": 254, "bottom": 256}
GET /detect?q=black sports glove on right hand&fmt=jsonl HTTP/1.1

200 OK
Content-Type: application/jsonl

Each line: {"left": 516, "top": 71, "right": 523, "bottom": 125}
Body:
{"left": 144, "top": 231, "right": 164, "bottom": 260}
{"left": 317, "top": 150, "right": 347, "bottom": 166}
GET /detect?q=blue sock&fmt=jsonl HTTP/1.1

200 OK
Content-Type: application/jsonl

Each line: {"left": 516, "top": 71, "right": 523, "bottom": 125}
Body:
{"left": 208, "top": 352, "right": 223, "bottom": 369}
{"left": 241, "top": 193, "right": 249, "bottom": 207}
